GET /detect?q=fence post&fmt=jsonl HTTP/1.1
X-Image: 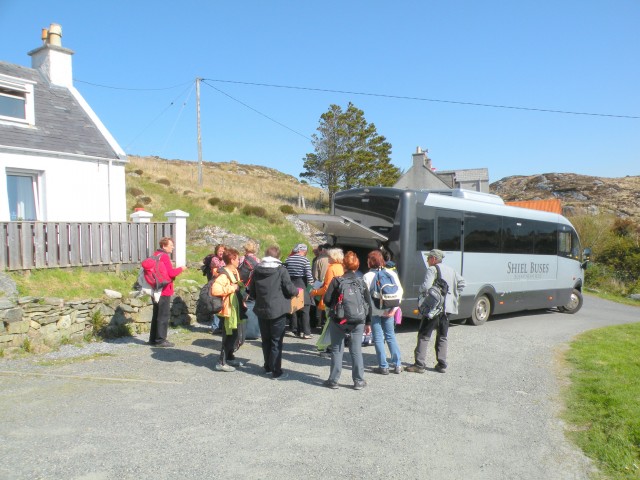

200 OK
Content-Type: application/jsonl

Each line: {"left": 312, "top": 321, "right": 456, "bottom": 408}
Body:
{"left": 130, "top": 210, "right": 153, "bottom": 224}
{"left": 165, "top": 210, "right": 189, "bottom": 267}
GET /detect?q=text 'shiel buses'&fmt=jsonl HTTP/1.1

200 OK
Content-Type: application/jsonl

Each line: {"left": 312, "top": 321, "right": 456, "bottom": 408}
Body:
{"left": 299, "top": 187, "right": 590, "bottom": 324}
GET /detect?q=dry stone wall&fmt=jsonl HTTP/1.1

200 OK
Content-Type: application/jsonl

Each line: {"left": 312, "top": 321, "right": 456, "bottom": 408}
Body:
{"left": 0, "top": 286, "right": 200, "bottom": 350}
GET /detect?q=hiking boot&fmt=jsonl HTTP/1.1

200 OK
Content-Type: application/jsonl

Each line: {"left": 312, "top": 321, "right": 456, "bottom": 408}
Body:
{"left": 373, "top": 367, "right": 390, "bottom": 375}
{"left": 154, "top": 340, "right": 174, "bottom": 348}
{"left": 323, "top": 379, "right": 339, "bottom": 389}
{"left": 434, "top": 364, "right": 446, "bottom": 373}
{"left": 227, "top": 359, "right": 244, "bottom": 367}
{"left": 393, "top": 365, "right": 403, "bottom": 374}
{"left": 405, "top": 365, "right": 426, "bottom": 374}
{"left": 215, "top": 363, "right": 236, "bottom": 372}
{"left": 353, "top": 380, "right": 367, "bottom": 390}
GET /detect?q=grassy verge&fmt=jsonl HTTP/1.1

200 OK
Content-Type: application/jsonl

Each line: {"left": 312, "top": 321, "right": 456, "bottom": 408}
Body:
{"left": 563, "top": 322, "right": 640, "bottom": 479}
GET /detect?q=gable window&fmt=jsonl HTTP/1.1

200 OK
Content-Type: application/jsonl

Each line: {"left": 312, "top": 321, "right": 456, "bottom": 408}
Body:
{"left": 6, "top": 171, "right": 41, "bottom": 221}
{"left": 0, "top": 74, "right": 35, "bottom": 125}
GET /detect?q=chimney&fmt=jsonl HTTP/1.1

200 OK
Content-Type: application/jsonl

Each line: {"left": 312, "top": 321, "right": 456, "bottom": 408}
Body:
{"left": 412, "top": 146, "right": 433, "bottom": 171}
{"left": 28, "top": 23, "right": 74, "bottom": 88}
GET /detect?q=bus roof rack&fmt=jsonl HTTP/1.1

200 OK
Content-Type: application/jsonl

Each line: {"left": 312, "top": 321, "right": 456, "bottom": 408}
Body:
{"left": 426, "top": 188, "right": 505, "bottom": 205}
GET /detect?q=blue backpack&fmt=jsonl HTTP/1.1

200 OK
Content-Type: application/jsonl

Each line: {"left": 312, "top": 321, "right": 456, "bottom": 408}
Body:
{"left": 370, "top": 268, "right": 401, "bottom": 309}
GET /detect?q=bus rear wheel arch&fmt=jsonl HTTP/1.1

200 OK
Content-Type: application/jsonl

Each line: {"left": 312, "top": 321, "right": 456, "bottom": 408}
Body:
{"left": 467, "top": 294, "right": 492, "bottom": 326}
{"left": 558, "top": 288, "right": 583, "bottom": 314}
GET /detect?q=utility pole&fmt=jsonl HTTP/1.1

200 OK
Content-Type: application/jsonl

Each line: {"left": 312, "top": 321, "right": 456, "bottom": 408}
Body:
{"left": 196, "top": 77, "right": 203, "bottom": 185}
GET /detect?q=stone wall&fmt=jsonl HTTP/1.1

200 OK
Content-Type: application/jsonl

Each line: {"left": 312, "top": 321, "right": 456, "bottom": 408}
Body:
{"left": 0, "top": 286, "right": 200, "bottom": 351}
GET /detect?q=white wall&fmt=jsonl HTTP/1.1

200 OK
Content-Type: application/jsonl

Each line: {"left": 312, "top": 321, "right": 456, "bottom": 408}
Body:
{"left": 0, "top": 151, "right": 127, "bottom": 222}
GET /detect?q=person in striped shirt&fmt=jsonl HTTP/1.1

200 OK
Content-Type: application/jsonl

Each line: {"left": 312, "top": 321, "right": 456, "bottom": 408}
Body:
{"left": 284, "top": 243, "right": 314, "bottom": 338}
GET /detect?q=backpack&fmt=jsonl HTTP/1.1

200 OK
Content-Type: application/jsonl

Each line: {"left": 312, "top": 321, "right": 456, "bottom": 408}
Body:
{"left": 200, "top": 254, "right": 215, "bottom": 278}
{"left": 331, "top": 276, "right": 369, "bottom": 326}
{"left": 197, "top": 269, "right": 234, "bottom": 317}
{"left": 418, "top": 265, "right": 449, "bottom": 319}
{"left": 196, "top": 279, "right": 223, "bottom": 317}
{"left": 370, "top": 268, "right": 402, "bottom": 309}
{"left": 238, "top": 255, "right": 258, "bottom": 286}
{"left": 136, "top": 253, "right": 171, "bottom": 295}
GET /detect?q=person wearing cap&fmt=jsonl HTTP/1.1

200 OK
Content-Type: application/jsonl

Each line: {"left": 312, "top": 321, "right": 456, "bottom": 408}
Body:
{"left": 406, "top": 249, "right": 466, "bottom": 374}
{"left": 284, "top": 243, "right": 314, "bottom": 338}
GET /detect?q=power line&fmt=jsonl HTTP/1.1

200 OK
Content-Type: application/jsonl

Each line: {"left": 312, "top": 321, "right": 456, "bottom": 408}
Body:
{"left": 75, "top": 79, "right": 193, "bottom": 91}
{"left": 201, "top": 80, "right": 311, "bottom": 140}
{"left": 203, "top": 78, "right": 640, "bottom": 120}
{"left": 124, "top": 82, "right": 196, "bottom": 150}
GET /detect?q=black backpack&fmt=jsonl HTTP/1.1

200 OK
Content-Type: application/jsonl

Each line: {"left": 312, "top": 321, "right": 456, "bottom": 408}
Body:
{"left": 200, "top": 254, "right": 215, "bottom": 278}
{"left": 330, "top": 276, "right": 369, "bottom": 326}
{"left": 418, "top": 265, "right": 449, "bottom": 319}
{"left": 197, "top": 279, "right": 224, "bottom": 317}
{"left": 238, "top": 255, "right": 259, "bottom": 286}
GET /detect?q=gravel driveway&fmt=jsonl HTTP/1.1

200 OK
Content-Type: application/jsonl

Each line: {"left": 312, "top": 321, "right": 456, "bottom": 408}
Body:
{"left": 0, "top": 295, "right": 637, "bottom": 480}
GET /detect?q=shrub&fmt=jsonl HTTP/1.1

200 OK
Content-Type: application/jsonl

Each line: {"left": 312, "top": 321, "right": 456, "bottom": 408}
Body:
{"left": 208, "top": 197, "right": 221, "bottom": 206}
{"left": 127, "top": 187, "right": 144, "bottom": 197}
{"left": 21, "top": 338, "right": 33, "bottom": 353}
{"left": 139, "top": 196, "right": 152, "bottom": 205}
{"left": 279, "top": 205, "right": 295, "bottom": 214}
{"left": 134, "top": 169, "right": 144, "bottom": 175}
{"left": 242, "top": 205, "right": 267, "bottom": 218}
{"left": 90, "top": 311, "right": 107, "bottom": 339}
{"left": 267, "top": 214, "right": 283, "bottom": 225}
{"left": 183, "top": 190, "right": 194, "bottom": 196}
{"left": 157, "top": 178, "right": 171, "bottom": 186}
{"left": 218, "top": 200, "right": 237, "bottom": 213}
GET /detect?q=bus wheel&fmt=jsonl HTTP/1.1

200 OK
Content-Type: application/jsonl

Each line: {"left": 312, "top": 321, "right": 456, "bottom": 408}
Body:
{"left": 468, "top": 295, "right": 491, "bottom": 326}
{"left": 558, "top": 289, "right": 583, "bottom": 314}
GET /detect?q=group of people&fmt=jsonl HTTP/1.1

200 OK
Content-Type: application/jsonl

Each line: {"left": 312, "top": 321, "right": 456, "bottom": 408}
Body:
{"left": 149, "top": 236, "right": 466, "bottom": 390}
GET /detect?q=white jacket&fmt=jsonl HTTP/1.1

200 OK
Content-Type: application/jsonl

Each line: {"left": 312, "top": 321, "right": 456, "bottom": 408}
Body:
{"left": 363, "top": 268, "right": 404, "bottom": 317}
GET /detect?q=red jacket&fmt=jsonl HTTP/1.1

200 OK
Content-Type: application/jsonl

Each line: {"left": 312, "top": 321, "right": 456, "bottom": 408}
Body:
{"left": 154, "top": 250, "right": 184, "bottom": 296}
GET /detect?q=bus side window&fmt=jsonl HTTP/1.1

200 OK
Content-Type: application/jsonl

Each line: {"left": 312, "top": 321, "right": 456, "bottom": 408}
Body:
{"left": 416, "top": 217, "right": 434, "bottom": 250}
{"left": 437, "top": 212, "right": 462, "bottom": 251}
{"left": 558, "top": 226, "right": 581, "bottom": 259}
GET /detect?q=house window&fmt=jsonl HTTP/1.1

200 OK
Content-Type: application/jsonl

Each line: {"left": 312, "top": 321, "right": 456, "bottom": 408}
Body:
{"left": 6, "top": 172, "right": 40, "bottom": 221}
{"left": 0, "top": 74, "right": 35, "bottom": 125}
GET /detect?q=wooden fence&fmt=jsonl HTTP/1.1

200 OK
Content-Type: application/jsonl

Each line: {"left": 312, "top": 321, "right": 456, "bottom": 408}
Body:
{"left": 0, "top": 221, "right": 174, "bottom": 271}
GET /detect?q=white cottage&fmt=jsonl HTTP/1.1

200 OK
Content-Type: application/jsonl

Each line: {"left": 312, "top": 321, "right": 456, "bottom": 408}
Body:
{"left": 0, "top": 24, "right": 126, "bottom": 222}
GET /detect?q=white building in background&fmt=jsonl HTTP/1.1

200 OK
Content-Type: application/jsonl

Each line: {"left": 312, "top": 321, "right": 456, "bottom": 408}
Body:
{"left": 0, "top": 23, "right": 127, "bottom": 222}
{"left": 394, "top": 147, "right": 489, "bottom": 193}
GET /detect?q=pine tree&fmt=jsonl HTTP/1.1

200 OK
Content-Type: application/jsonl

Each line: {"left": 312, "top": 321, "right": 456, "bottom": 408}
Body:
{"left": 301, "top": 103, "right": 400, "bottom": 199}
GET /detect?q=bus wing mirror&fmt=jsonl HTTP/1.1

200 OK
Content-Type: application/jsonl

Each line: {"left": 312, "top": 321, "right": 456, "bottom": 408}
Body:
{"left": 581, "top": 248, "right": 592, "bottom": 269}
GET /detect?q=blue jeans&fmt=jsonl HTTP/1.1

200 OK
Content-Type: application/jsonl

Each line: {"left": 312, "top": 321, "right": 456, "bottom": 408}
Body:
{"left": 211, "top": 315, "right": 221, "bottom": 331}
{"left": 371, "top": 315, "right": 401, "bottom": 369}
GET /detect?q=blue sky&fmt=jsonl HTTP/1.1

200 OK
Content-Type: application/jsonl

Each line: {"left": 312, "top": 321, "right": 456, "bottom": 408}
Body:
{"left": 2, "top": 1, "right": 638, "bottom": 183}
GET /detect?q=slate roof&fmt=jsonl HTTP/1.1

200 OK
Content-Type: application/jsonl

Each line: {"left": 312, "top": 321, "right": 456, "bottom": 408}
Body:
{"left": 0, "top": 61, "right": 119, "bottom": 159}
{"left": 437, "top": 168, "right": 489, "bottom": 182}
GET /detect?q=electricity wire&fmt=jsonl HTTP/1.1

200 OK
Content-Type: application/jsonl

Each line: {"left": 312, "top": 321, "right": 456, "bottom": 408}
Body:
{"left": 74, "top": 79, "right": 193, "bottom": 91}
{"left": 203, "top": 78, "right": 640, "bottom": 120}
{"left": 159, "top": 82, "right": 196, "bottom": 153}
{"left": 123, "top": 82, "right": 195, "bottom": 151}
{"left": 201, "top": 80, "right": 312, "bottom": 140}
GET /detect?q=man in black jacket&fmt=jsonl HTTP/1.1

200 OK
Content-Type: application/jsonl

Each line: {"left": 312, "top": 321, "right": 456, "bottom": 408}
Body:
{"left": 249, "top": 245, "right": 300, "bottom": 379}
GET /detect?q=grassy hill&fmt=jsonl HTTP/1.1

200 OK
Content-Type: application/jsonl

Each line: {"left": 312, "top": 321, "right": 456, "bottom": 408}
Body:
{"left": 125, "top": 155, "right": 328, "bottom": 263}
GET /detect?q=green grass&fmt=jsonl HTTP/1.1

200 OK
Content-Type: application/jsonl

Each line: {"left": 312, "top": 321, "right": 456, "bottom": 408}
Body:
{"left": 563, "top": 322, "right": 640, "bottom": 479}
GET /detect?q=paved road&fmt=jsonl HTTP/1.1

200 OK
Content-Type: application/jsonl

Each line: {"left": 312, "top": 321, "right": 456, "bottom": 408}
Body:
{"left": 0, "top": 295, "right": 637, "bottom": 480}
